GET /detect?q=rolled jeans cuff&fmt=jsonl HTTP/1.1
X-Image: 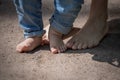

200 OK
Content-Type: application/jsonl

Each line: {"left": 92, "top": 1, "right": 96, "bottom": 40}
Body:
{"left": 50, "top": 19, "right": 72, "bottom": 34}
{"left": 24, "top": 30, "right": 46, "bottom": 38}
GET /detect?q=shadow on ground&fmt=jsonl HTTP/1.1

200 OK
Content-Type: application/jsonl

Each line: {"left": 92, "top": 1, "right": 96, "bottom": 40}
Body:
{"left": 65, "top": 18, "right": 120, "bottom": 67}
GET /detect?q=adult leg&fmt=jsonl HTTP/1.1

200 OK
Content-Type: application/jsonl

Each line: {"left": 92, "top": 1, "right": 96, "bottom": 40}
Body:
{"left": 13, "top": 0, "right": 45, "bottom": 52}
{"left": 49, "top": 0, "right": 83, "bottom": 53}
{"left": 67, "top": 0, "right": 108, "bottom": 49}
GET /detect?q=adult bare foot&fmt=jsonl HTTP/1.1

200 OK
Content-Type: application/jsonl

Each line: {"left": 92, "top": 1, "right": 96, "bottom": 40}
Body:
{"left": 48, "top": 27, "right": 67, "bottom": 54}
{"left": 67, "top": 0, "right": 108, "bottom": 50}
{"left": 16, "top": 37, "right": 42, "bottom": 53}
{"left": 66, "top": 19, "right": 108, "bottom": 49}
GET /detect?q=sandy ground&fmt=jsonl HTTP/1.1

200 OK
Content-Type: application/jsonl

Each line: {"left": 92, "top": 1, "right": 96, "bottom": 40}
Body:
{"left": 0, "top": 0, "right": 120, "bottom": 80}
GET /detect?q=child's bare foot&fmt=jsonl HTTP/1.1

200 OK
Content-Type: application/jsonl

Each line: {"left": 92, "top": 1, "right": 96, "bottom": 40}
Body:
{"left": 42, "top": 25, "right": 80, "bottom": 45}
{"left": 48, "top": 27, "right": 67, "bottom": 54}
{"left": 66, "top": 19, "right": 108, "bottom": 49}
{"left": 16, "top": 37, "right": 42, "bottom": 53}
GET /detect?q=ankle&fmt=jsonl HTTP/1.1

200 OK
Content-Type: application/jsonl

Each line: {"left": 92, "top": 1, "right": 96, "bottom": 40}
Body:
{"left": 49, "top": 27, "right": 63, "bottom": 37}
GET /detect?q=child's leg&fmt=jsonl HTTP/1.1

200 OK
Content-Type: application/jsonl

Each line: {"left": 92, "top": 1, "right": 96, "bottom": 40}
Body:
{"left": 13, "top": 0, "right": 45, "bottom": 53}
{"left": 67, "top": 0, "right": 108, "bottom": 49}
{"left": 49, "top": 0, "right": 83, "bottom": 53}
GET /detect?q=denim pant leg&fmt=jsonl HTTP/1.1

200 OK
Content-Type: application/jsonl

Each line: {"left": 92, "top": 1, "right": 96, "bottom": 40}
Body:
{"left": 50, "top": 0, "right": 84, "bottom": 34}
{"left": 13, "top": 0, "right": 45, "bottom": 38}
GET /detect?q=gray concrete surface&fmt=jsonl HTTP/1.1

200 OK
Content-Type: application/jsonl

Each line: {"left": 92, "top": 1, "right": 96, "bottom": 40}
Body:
{"left": 0, "top": 0, "right": 120, "bottom": 80}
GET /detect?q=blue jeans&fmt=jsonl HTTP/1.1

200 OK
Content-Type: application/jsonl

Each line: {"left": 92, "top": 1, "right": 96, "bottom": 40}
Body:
{"left": 13, "top": 0, "right": 83, "bottom": 38}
